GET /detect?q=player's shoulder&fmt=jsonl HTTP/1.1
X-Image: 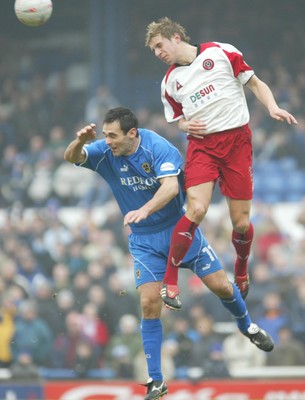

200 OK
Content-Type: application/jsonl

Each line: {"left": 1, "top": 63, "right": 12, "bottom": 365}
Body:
{"left": 198, "top": 41, "right": 239, "bottom": 53}
{"left": 139, "top": 128, "right": 164, "bottom": 145}
{"left": 139, "top": 128, "right": 175, "bottom": 150}
{"left": 211, "top": 41, "right": 242, "bottom": 54}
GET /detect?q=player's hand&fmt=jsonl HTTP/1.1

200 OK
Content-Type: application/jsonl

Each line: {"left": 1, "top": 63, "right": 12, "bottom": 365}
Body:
{"left": 187, "top": 120, "right": 208, "bottom": 135}
{"left": 77, "top": 123, "right": 97, "bottom": 142}
{"left": 124, "top": 208, "right": 149, "bottom": 226}
{"left": 269, "top": 108, "right": 298, "bottom": 125}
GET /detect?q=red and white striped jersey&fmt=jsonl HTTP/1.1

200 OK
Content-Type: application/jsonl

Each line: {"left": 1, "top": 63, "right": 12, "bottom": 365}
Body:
{"left": 161, "top": 42, "right": 254, "bottom": 134}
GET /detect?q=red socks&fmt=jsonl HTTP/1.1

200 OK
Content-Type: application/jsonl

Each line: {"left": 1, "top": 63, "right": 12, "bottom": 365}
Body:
{"left": 163, "top": 215, "right": 198, "bottom": 285}
{"left": 232, "top": 223, "right": 254, "bottom": 276}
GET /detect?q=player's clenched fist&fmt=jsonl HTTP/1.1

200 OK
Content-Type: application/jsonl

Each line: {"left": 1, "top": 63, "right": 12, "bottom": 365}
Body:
{"left": 77, "top": 123, "right": 97, "bottom": 142}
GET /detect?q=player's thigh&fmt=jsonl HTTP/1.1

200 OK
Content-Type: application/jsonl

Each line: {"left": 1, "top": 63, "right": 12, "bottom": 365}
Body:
{"left": 129, "top": 231, "right": 168, "bottom": 288}
{"left": 185, "top": 139, "right": 220, "bottom": 189}
{"left": 219, "top": 130, "right": 253, "bottom": 200}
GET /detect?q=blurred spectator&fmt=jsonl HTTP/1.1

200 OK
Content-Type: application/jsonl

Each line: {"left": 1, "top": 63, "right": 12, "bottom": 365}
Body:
{"left": 106, "top": 314, "right": 142, "bottom": 377}
{"left": 11, "top": 299, "right": 53, "bottom": 367}
{"left": 266, "top": 326, "right": 305, "bottom": 366}
{"left": 15, "top": 247, "right": 45, "bottom": 289}
{"left": 0, "top": 298, "right": 16, "bottom": 367}
{"left": 34, "top": 278, "right": 60, "bottom": 337}
{"left": 255, "top": 292, "right": 289, "bottom": 344}
{"left": 67, "top": 243, "right": 88, "bottom": 277}
{"left": 254, "top": 216, "right": 286, "bottom": 262}
{"left": 79, "top": 302, "right": 109, "bottom": 350}
{"left": 43, "top": 217, "right": 73, "bottom": 262}
{"left": 71, "top": 271, "right": 91, "bottom": 311}
{"left": 52, "top": 289, "right": 75, "bottom": 335}
{"left": 10, "top": 352, "right": 40, "bottom": 379}
{"left": 85, "top": 85, "right": 120, "bottom": 127}
{"left": 287, "top": 277, "right": 305, "bottom": 344}
{"left": 222, "top": 327, "right": 266, "bottom": 374}
{"left": 110, "top": 344, "right": 134, "bottom": 379}
{"left": 188, "top": 315, "right": 230, "bottom": 379}
{"left": 53, "top": 311, "right": 100, "bottom": 369}
{"left": 52, "top": 263, "right": 71, "bottom": 292}
{"left": 199, "top": 342, "right": 230, "bottom": 379}
{"left": 0, "top": 258, "right": 30, "bottom": 300}
{"left": 87, "top": 285, "right": 114, "bottom": 331}
{"left": 47, "top": 125, "right": 69, "bottom": 165}
{"left": 189, "top": 316, "right": 221, "bottom": 367}
{"left": 245, "top": 262, "right": 279, "bottom": 317}
{"left": 104, "top": 273, "right": 139, "bottom": 334}
{"left": 74, "top": 340, "right": 99, "bottom": 378}
{"left": 165, "top": 316, "right": 198, "bottom": 377}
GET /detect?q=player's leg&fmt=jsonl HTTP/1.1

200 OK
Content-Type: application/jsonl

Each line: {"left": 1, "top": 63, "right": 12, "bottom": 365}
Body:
{"left": 219, "top": 125, "right": 254, "bottom": 299}
{"left": 130, "top": 233, "right": 169, "bottom": 399}
{"left": 198, "top": 264, "right": 274, "bottom": 352}
{"left": 138, "top": 282, "right": 168, "bottom": 399}
{"left": 228, "top": 198, "right": 253, "bottom": 299}
{"left": 161, "top": 181, "right": 214, "bottom": 310}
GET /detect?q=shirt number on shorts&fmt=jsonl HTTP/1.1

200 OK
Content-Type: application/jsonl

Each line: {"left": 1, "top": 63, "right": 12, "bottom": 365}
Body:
{"left": 202, "top": 245, "right": 217, "bottom": 261}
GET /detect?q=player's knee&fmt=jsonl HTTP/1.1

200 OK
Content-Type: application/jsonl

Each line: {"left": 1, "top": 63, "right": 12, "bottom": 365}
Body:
{"left": 187, "top": 202, "right": 208, "bottom": 222}
{"left": 232, "top": 220, "right": 250, "bottom": 234}
{"left": 140, "top": 292, "right": 161, "bottom": 317}
{"left": 212, "top": 279, "right": 233, "bottom": 298}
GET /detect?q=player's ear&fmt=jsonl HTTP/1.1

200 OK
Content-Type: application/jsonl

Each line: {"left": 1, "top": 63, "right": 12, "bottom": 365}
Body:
{"left": 173, "top": 33, "right": 181, "bottom": 43}
{"left": 128, "top": 127, "right": 138, "bottom": 138}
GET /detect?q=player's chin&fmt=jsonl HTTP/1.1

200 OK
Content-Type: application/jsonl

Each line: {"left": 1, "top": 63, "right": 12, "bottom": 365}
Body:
{"left": 111, "top": 148, "right": 120, "bottom": 156}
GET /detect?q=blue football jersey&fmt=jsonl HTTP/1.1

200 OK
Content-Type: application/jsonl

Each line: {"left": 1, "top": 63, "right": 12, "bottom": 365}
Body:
{"left": 78, "top": 128, "right": 186, "bottom": 233}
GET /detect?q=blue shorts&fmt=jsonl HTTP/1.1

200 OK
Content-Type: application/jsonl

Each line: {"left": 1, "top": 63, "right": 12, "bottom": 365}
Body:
{"left": 129, "top": 225, "right": 223, "bottom": 288}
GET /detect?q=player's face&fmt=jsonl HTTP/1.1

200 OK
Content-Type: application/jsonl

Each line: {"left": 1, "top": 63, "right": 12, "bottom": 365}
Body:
{"left": 149, "top": 34, "right": 181, "bottom": 65}
{"left": 103, "top": 121, "right": 138, "bottom": 157}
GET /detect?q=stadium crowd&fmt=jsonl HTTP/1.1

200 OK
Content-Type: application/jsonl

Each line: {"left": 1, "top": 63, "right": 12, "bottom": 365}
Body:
{"left": 1, "top": 0, "right": 305, "bottom": 381}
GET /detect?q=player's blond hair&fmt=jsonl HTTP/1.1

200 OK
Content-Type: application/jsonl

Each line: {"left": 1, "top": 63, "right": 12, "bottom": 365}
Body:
{"left": 145, "top": 17, "right": 190, "bottom": 47}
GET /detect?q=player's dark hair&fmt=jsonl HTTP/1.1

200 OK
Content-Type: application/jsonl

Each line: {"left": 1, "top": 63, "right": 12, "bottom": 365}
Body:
{"left": 104, "top": 107, "right": 139, "bottom": 135}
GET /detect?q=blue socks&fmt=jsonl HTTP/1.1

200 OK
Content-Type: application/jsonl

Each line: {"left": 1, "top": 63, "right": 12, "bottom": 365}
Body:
{"left": 141, "top": 318, "right": 163, "bottom": 381}
{"left": 221, "top": 283, "right": 251, "bottom": 333}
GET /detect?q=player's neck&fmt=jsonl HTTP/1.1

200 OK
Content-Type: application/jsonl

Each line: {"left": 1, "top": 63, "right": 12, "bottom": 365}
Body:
{"left": 177, "top": 44, "right": 197, "bottom": 65}
{"left": 129, "top": 136, "right": 140, "bottom": 155}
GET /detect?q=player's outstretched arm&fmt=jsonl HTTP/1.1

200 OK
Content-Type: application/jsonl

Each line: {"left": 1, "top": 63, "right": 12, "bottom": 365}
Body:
{"left": 246, "top": 75, "right": 298, "bottom": 125}
{"left": 64, "top": 124, "right": 96, "bottom": 164}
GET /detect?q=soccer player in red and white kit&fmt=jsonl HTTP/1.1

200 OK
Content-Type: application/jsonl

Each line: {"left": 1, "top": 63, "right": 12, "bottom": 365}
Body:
{"left": 146, "top": 17, "right": 298, "bottom": 310}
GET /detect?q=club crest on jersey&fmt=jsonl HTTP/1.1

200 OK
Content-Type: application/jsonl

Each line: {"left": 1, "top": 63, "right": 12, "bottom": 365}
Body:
{"left": 141, "top": 162, "right": 151, "bottom": 173}
{"left": 136, "top": 269, "right": 141, "bottom": 279}
{"left": 176, "top": 80, "right": 183, "bottom": 91}
{"left": 202, "top": 59, "right": 214, "bottom": 70}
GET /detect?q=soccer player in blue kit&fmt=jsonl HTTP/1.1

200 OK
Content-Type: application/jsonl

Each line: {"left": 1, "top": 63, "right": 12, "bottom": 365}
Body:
{"left": 64, "top": 107, "right": 274, "bottom": 400}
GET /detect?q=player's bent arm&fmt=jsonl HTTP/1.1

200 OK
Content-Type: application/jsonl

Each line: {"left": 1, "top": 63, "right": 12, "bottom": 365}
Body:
{"left": 144, "top": 175, "right": 179, "bottom": 215}
{"left": 64, "top": 138, "right": 87, "bottom": 164}
{"left": 246, "top": 75, "right": 298, "bottom": 124}
{"left": 177, "top": 118, "right": 190, "bottom": 132}
{"left": 246, "top": 75, "right": 280, "bottom": 113}
{"left": 178, "top": 118, "right": 207, "bottom": 135}
{"left": 124, "top": 176, "right": 179, "bottom": 225}
{"left": 64, "top": 124, "right": 97, "bottom": 164}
